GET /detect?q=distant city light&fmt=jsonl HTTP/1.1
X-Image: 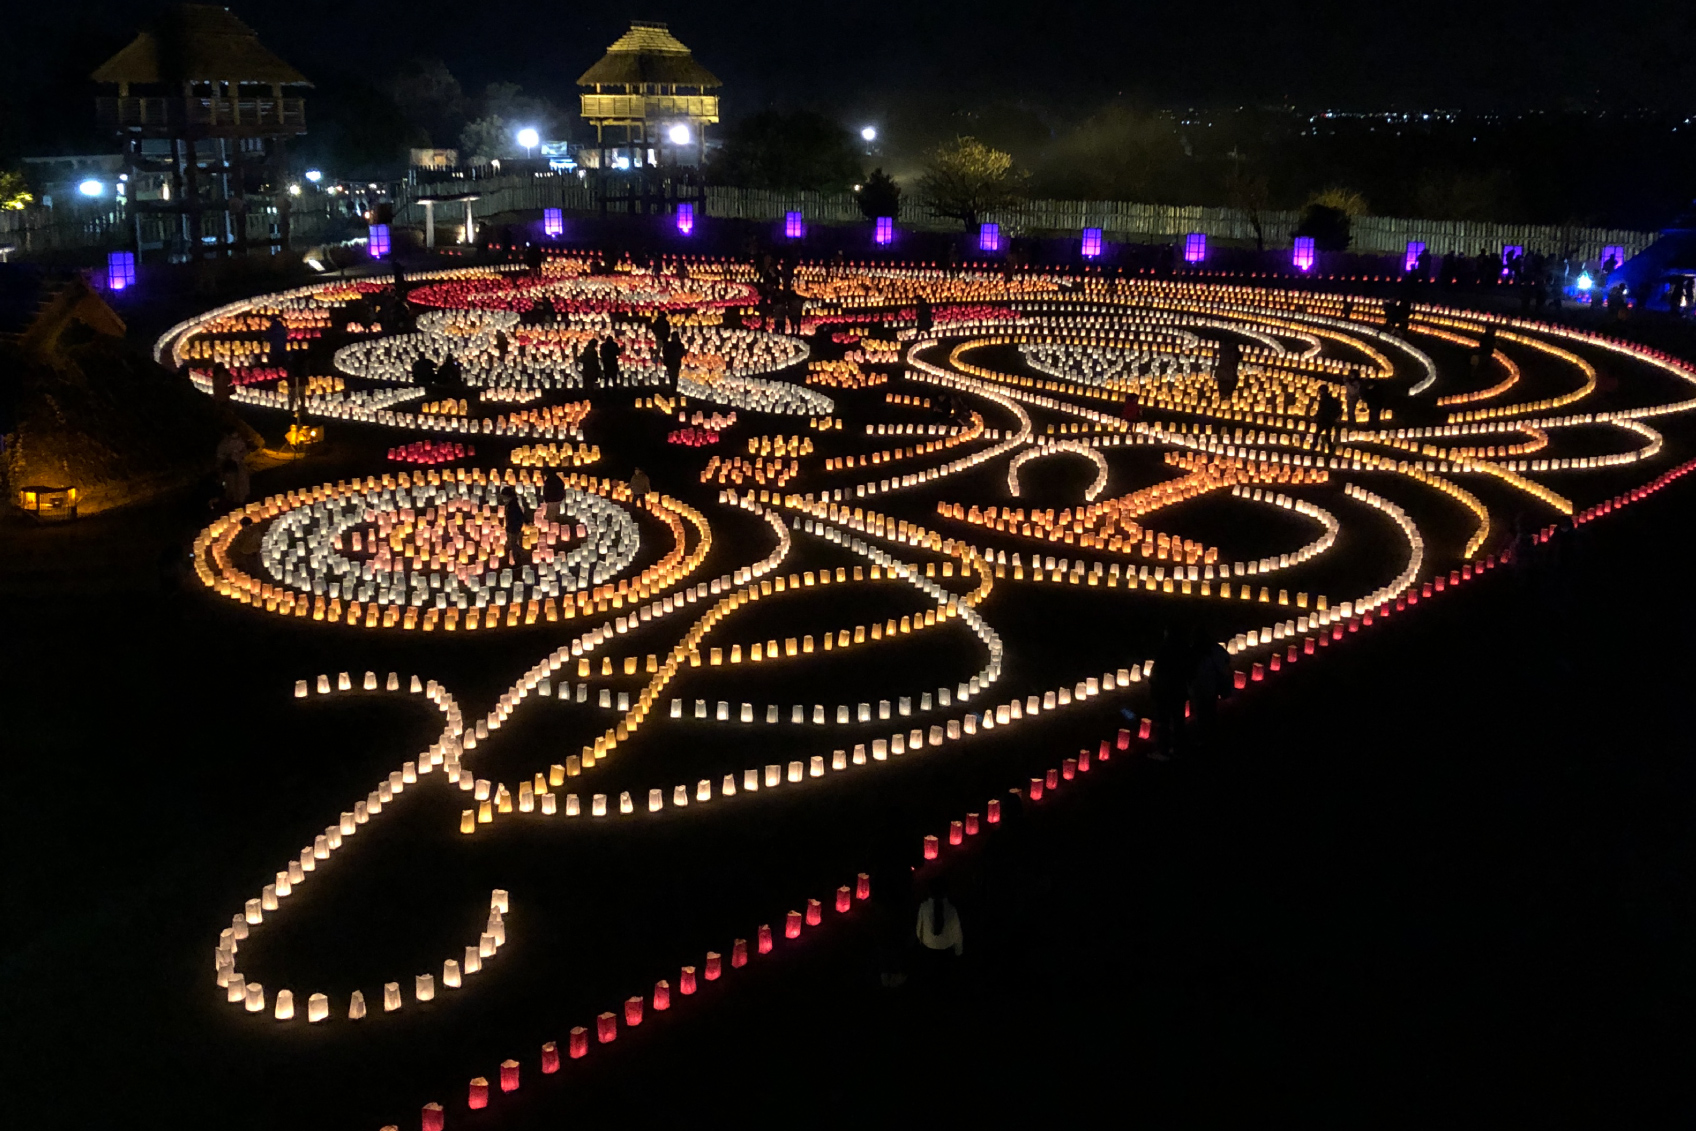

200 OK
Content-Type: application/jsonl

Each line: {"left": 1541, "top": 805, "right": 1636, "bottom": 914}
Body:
{"left": 668, "top": 123, "right": 692, "bottom": 146}
{"left": 1183, "top": 232, "right": 1207, "bottom": 263}
{"left": 861, "top": 126, "right": 877, "bottom": 142}
{"left": 784, "top": 211, "right": 805, "bottom": 239}
{"left": 1292, "top": 236, "right": 1316, "bottom": 272}
{"left": 978, "top": 222, "right": 1000, "bottom": 253}
{"left": 1081, "top": 228, "right": 1103, "bottom": 259}
{"left": 676, "top": 202, "right": 695, "bottom": 236}
{"left": 874, "top": 216, "right": 894, "bottom": 246}
{"left": 516, "top": 128, "right": 540, "bottom": 151}
{"left": 304, "top": 169, "right": 323, "bottom": 183}
{"left": 78, "top": 179, "right": 104, "bottom": 197}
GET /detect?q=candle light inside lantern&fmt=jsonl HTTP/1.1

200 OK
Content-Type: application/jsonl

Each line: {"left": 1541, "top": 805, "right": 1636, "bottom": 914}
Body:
{"left": 500, "top": 1059, "right": 520, "bottom": 1091}
{"left": 596, "top": 1011, "right": 618, "bottom": 1043}
{"left": 468, "top": 1077, "right": 489, "bottom": 1109}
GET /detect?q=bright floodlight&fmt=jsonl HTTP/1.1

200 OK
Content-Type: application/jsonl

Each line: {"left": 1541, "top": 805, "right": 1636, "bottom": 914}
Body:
{"left": 861, "top": 126, "right": 877, "bottom": 142}
{"left": 78, "top": 179, "right": 104, "bottom": 197}
{"left": 305, "top": 169, "right": 323, "bottom": 183}
{"left": 668, "top": 123, "right": 692, "bottom": 145}
{"left": 516, "top": 128, "right": 540, "bottom": 150}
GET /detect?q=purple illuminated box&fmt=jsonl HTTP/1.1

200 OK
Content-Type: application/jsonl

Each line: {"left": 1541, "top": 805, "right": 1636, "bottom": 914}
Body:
{"left": 106, "top": 250, "right": 136, "bottom": 291}
{"left": 675, "top": 203, "right": 695, "bottom": 236}
{"left": 1501, "top": 244, "right": 1523, "bottom": 272}
{"left": 1292, "top": 236, "right": 1316, "bottom": 272}
{"left": 1404, "top": 241, "right": 1426, "bottom": 272}
{"left": 785, "top": 211, "right": 805, "bottom": 239}
{"left": 1081, "top": 228, "right": 1103, "bottom": 259}
{"left": 1183, "top": 232, "right": 1206, "bottom": 263}
{"left": 368, "top": 224, "right": 391, "bottom": 259}
{"left": 1601, "top": 245, "right": 1624, "bottom": 268}
{"left": 979, "top": 222, "right": 1000, "bottom": 253}
{"left": 543, "top": 208, "right": 564, "bottom": 238}
{"left": 874, "top": 216, "right": 894, "bottom": 246}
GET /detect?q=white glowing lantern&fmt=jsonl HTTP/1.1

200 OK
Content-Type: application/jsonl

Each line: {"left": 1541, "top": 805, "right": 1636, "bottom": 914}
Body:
{"left": 443, "top": 959, "right": 462, "bottom": 988}
{"left": 787, "top": 761, "right": 804, "bottom": 783}
{"left": 566, "top": 794, "right": 581, "bottom": 816}
{"left": 832, "top": 750, "right": 847, "bottom": 771}
{"left": 245, "top": 899, "right": 263, "bottom": 924}
{"left": 337, "top": 672, "right": 351, "bottom": 691}
{"left": 479, "top": 933, "right": 497, "bottom": 958}
{"left": 363, "top": 671, "right": 377, "bottom": 690}
{"left": 262, "top": 884, "right": 279, "bottom": 911}
{"left": 671, "top": 784, "right": 688, "bottom": 807}
{"left": 313, "top": 835, "right": 330, "bottom": 860}
{"left": 541, "top": 792, "right": 557, "bottom": 815}
{"left": 649, "top": 788, "right": 664, "bottom": 812}
{"left": 765, "top": 765, "right": 781, "bottom": 787}
{"left": 308, "top": 992, "right": 329, "bottom": 1022}
{"left": 519, "top": 782, "right": 534, "bottom": 811}
{"left": 317, "top": 675, "right": 330, "bottom": 694}
{"left": 226, "top": 974, "right": 246, "bottom": 1003}
{"left": 809, "top": 756, "right": 824, "bottom": 777}
{"left": 383, "top": 982, "right": 402, "bottom": 1011}
{"left": 348, "top": 990, "right": 366, "bottom": 1019}
{"left": 463, "top": 946, "right": 482, "bottom": 975}
{"left": 744, "top": 769, "right": 760, "bottom": 792}
{"left": 873, "top": 739, "right": 888, "bottom": 759}
{"left": 416, "top": 974, "right": 435, "bottom": 1001}
{"left": 295, "top": 680, "right": 308, "bottom": 698}
{"left": 275, "top": 989, "right": 295, "bottom": 1020}
{"left": 244, "top": 983, "right": 265, "bottom": 1012}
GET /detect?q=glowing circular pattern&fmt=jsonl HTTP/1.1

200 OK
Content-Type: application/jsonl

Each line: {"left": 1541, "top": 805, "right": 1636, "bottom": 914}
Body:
{"left": 167, "top": 255, "right": 1696, "bottom": 1122}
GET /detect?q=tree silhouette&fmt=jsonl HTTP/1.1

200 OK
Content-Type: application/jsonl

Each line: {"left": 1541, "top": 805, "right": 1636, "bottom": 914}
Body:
{"left": 917, "top": 137, "right": 1026, "bottom": 227}
{"left": 856, "top": 168, "right": 902, "bottom": 221}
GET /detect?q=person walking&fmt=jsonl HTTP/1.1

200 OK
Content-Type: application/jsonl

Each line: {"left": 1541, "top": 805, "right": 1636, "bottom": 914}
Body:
{"left": 915, "top": 876, "right": 964, "bottom": 989}
{"left": 1149, "top": 623, "right": 1193, "bottom": 761}
{"left": 662, "top": 330, "right": 686, "bottom": 391}
{"left": 580, "top": 338, "right": 602, "bottom": 390}
{"left": 1185, "top": 631, "right": 1233, "bottom": 754}
{"left": 500, "top": 485, "right": 528, "bottom": 565}
{"left": 1314, "top": 387, "right": 1342, "bottom": 454}
{"left": 1343, "top": 373, "right": 1362, "bottom": 426}
{"left": 599, "top": 333, "right": 621, "bottom": 387}
{"left": 628, "top": 467, "right": 651, "bottom": 499}
{"left": 1363, "top": 379, "right": 1386, "bottom": 428}
{"left": 1215, "top": 339, "right": 1241, "bottom": 402}
{"left": 541, "top": 469, "right": 566, "bottom": 524}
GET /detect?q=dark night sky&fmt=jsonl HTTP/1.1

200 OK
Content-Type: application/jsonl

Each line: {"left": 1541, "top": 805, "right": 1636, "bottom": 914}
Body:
{"left": 4, "top": 0, "right": 1695, "bottom": 154}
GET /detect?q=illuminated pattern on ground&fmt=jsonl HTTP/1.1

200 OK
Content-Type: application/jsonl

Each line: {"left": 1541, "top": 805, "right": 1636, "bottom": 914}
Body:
{"left": 159, "top": 257, "right": 1696, "bottom": 1123}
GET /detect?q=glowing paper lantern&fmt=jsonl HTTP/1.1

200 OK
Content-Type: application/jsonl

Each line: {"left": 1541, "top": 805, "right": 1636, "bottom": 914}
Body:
{"left": 676, "top": 202, "right": 695, "bottom": 237}
{"left": 569, "top": 1027, "right": 589, "bottom": 1058}
{"left": 757, "top": 924, "right": 773, "bottom": 954}
{"left": 706, "top": 950, "right": 723, "bottom": 979}
{"left": 596, "top": 1011, "right": 618, "bottom": 1042}
{"left": 1081, "top": 228, "right": 1103, "bottom": 259}
{"left": 500, "top": 1059, "right": 520, "bottom": 1091}
{"left": 542, "top": 1041, "right": 560, "bottom": 1074}
{"left": 107, "top": 250, "right": 136, "bottom": 292}
{"left": 543, "top": 208, "right": 564, "bottom": 238}
{"left": 680, "top": 966, "right": 698, "bottom": 994}
{"left": 384, "top": 982, "right": 403, "bottom": 1011}
{"left": 923, "top": 834, "right": 940, "bottom": 860}
{"left": 979, "top": 222, "right": 1001, "bottom": 253}
{"left": 423, "top": 1102, "right": 445, "bottom": 1131}
{"left": 1183, "top": 232, "right": 1206, "bottom": 263}
{"left": 274, "top": 989, "right": 294, "bottom": 1020}
{"left": 654, "top": 979, "right": 671, "bottom": 1011}
{"left": 856, "top": 873, "right": 871, "bottom": 900}
{"left": 785, "top": 211, "right": 805, "bottom": 239}
{"left": 244, "top": 982, "right": 265, "bottom": 1012}
{"left": 348, "top": 990, "right": 366, "bottom": 1019}
{"left": 874, "top": 217, "right": 894, "bottom": 246}
{"left": 415, "top": 974, "right": 435, "bottom": 1001}
{"left": 443, "top": 959, "right": 461, "bottom": 988}
{"left": 468, "top": 1077, "right": 489, "bottom": 1109}
{"left": 307, "top": 992, "right": 329, "bottom": 1022}
{"left": 1292, "top": 236, "right": 1316, "bottom": 272}
{"left": 949, "top": 820, "right": 964, "bottom": 845}
{"left": 835, "top": 886, "right": 852, "bottom": 913}
{"left": 624, "top": 996, "right": 643, "bottom": 1026}
{"left": 785, "top": 909, "right": 803, "bottom": 938}
{"left": 987, "top": 800, "right": 1001, "bottom": 823}
{"left": 369, "top": 224, "right": 391, "bottom": 259}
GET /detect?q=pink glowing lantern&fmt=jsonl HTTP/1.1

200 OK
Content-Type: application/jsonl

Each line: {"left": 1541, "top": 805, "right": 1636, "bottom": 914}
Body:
{"left": 805, "top": 898, "right": 822, "bottom": 926}
{"left": 680, "top": 966, "right": 697, "bottom": 994}
{"left": 964, "top": 813, "right": 980, "bottom": 836}
{"left": 500, "top": 1059, "right": 520, "bottom": 1092}
{"left": 1117, "top": 728, "right": 1130, "bottom": 750}
{"left": 784, "top": 211, "right": 805, "bottom": 239}
{"left": 949, "top": 820, "right": 964, "bottom": 845}
{"left": 757, "top": 925, "right": 773, "bottom": 954}
{"left": 923, "top": 834, "right": 940, "bottom": 860}
{"left": 624, "top": 996, "right": 643, "bottom": 1026}
{"left": 541, "top": 1041, "right": 560, "bottom": 1074}
{"left": 543, "top": 208, "right": 564, "bottom": 238}
{"left": 1138, "top": 718, "right": 1152, "bottom": 739}
{"left": 1029, "top": 777, "right": 1043, "bottom": 801}
{"left": 422, "top": 1101, "right": 445, "bottom": 1131}
{"left": 785, "top": 910, "right": 803, "bottom": 938}
{"left": 1292, "top": 236, "right": 1316, "bottom": 272}
{"left": 369, "top": 224, "right": 391, "bottom": 259}
{"left": 107, "top": 250, "right": 136, "bottom": 292}
{"left": 569, "top": 1026, "right": 589, "bottom": 1058}
{"left": 1044, "top": 768, "right": 1059, "bottom": 790}
{"left": 654, "top": 979, "right": 671, "bottom": 1011}
{"left": 596, "top": 1011, "right": 618, "bottom": 1043}
{"left": 1062, "top": 758, "right": 1077, "bottom": 781}
{"left": 856, "top": 873, "right": 871, "bottom": 900}
{"left": 987, "top": 799, "right": 1001, "bottom": 824}
{"left": 1079, "top": 747, "right": 1092, "bottom": 772}
{"left": 1081, "top": 228, "right": 1103, "bottom": 259}
{"left": 468, "top": 1077, "right": 489, "bottom": 1109}
{"left": 835, "top": 886, "right": 852, "bottom": 913}
{"left": 874, "top": 216, "right": 894, "bottom": 246}
{"left": 675, "top": 202, "right": 695, "bottom": 236}
{"left": 978, "top": 222, "right": 1001, "bottom": 253}
{"left": 707, "top": 950, "right": 724, "bottom": 978}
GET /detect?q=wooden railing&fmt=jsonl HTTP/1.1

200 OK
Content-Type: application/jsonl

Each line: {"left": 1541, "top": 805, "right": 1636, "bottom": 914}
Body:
{"left": 96, "top": 97, "right": 307, "bottom": 133}
{"left": 579, "top": 94, "right": 718, "bottom": 122}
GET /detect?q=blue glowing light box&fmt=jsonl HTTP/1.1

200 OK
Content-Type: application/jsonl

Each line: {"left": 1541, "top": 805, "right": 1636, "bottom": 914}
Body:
{"left": 106, "top": 250, "right": 136, "bottom": 291}
{"left": 874, "top": 216, "right": 894, "bottom": 246}
{"left": 1183, "top": 232, "right": 1206, "bottom": 263}
{"left": 543, "top": 208, "right": 564, "bottom": 238}
{"left": 675, "top": 202, "right": 695, "bottom": 236}
{"left": 785, "top": 211, "right": 805, "bottom": 239}
{"left": 368, "top": 224, "right": 391, "bottom": 259}
{"left": 1292, "top": 236, "right": 1316, "bottom": 271}
{"left": 1081, "top": 228, "right": 1103, "bottom": 259}
{"left": 979, "top": 222, "right": 1001, "bottom": 253}
{"left": 1404, "top": 241, "right": 1426, "bottom": 272}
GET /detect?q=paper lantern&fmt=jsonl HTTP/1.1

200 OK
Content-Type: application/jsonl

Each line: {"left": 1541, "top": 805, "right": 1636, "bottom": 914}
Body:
{"left": 836, "top": 886, "right": 852, "bottom": 913}
{"left": 244, "top": 982, "right": 265, "bottom": 1012}
{"left": 274, "top": 989, "right": 294, "bottom": 1020}
{"left": 1292, "top": 236, "right": 1316, "bottom": 271}
{"left": 1081, "top": 228, "right": 1103, "bottom": 259}
{"left": 654, "top": 979, "right": 672, "bottom": 1011}
{"left": 384, "top": 982, "right": 403, "bottom": 1011}
{"left": 308, "top": 992, "right": 329, "bottom": 1022}
{"left": 1029, "top": 778, "right": 1043, "bottom": 801}
{"left": 707, "top": 951, "right": 723, "bottom": 979}
{"left": 107, "top": 249, "right": 136, "bottom": 291}
{"left": 368, "top": 224, "right": 391, "bottom": 259}
{"left": 348, "top": 990, "right": 366, "bottom": 1019}
{"left": 416, "top": 974, "right": 435, "bottom": 1001}
{"left": 757, "top": 924, "right": 773, "bottom": 954}
{"left": 923, "top": 834, "right": 940, "bottom": 860}
{"left": 422, "top": 1102, "right": 445, "bottom": 1131}
{"left": 569, "top": 1026, "right": 589, "bottom": 1058}
{"left": 464, "top": 945, "right": 482, "bottom": 975}
{"left": 785, "top": 910, "right": 803, "bottom": 938}
{"left": 681, "top": 966, "right": 698, "bottom": 994}
{"left": 540, "top": 1040, "right": 561, "bottom": 1075}
{"left": 245, "top": 899, "right": 263, "bottom": 925}
{"left": 1183, "top": 232, "right": 1206, "bottom": 263}
{"left": 785, "top": 210, "right": 805, "bottom": 239}
{"left": 1062, "top": 758, "right": 1077, "bottom": 781}
{"left": 949, "top": 819, "right": 964, "bottom": 845}
{"left": 1045, "top": 768, "right": 1059, "bottom": 790}
{"left": 226, "top": 974, "right": 245, "bottom": 1003}
{"left": 500, "top": 1059, "right": 520, "bottom": 1091}
{"left": 543, "top": 208, "right": 564, "bottom": 238}
{"left": 443, "top": 959, "right": 462, "bottom": 988}
{"left": 874, "top": 216, "right": 894, "bottom": 245}
{"left": 625, "top": 996, "right": 644, "bottom": 1026}
{"left": 597, "top": 1011, "right": 618, "bottom": 1042}
{"left": 675, "top": 202, "right": 695, "bottom": 236}
{"left": 468, "top": 1077, "right": 489, "bottom": 1109}
{"left": 987, "top": 800, "right": 1001, "bottom": 824}
{"left": 979, "top": 222, "right": 1001, "bottom": 253}
{"left": 806, "top": 898, "right": 822, "bottom": 926}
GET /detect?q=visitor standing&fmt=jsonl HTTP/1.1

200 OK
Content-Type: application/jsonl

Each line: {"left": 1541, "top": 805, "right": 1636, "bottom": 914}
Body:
{"left": 501, "top": 486, "right": 528, "bottom": 565}
{"left": 599, "top": 334, "right": 621, "bottom": 387}
{"left": 1185, "top": 632, "right": 1233, "bottom": 754}
{"left": 579, "top": 339, "right": 602, "bottom": 389}
{"left": 1215, "top": 339, "right": 1241, "bottom": 402}
{"left": 1149, "top": 623, "right": 1193, "bottom": 761}
{"left": 662, "top": 330, "right": 686, "bottom": 390}
{"left": 1314, "top": 388, "right": 1342, "bottom": 453}
{"left": 629, "top": 467, "right": 651, "bottom": 499}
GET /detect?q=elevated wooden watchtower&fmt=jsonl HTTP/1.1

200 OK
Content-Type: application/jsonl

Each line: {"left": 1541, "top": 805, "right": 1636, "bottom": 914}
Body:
{"left": 578, "top": 21, "right": 719, "bottom": 215}
{"left": 91, "top": 4, "right": 310, "bottom": 260}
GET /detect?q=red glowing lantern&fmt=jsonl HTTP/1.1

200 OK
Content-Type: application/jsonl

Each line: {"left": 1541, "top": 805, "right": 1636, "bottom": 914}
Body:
{"left": 707, "top": 950, "right": 724, "bottom": 978}
{"left": 923, "top": 834, "right": 940, "bottom": 860}
{"left": 596, "top": 1011, "right": 618, "bottom": 1043}
{"left": 423, "top": 1102, "right": 445, "bottom": 1131}
{"left": 468, "top": 1077, "right": 489, "bottom": 1109}
{"left": 757, "top": 925, "right": 773, "bottom": 954}
{"left": 625, "top": 996, "right": 643, "bottom": 1026}
{"left": 1304, "top": 637, "right": 1316, "bottom": 654}
{"left": 1079, "top": 748, "right": 1091, "bottom": 772}
{"left": 1045, "top": 768, "right": 1059, "bottom": 790}
{"left": 1251, "top": 662, "right": 1265, "bottom": 681}
{"left": 785, "top": 910, "right": 803, "bottom": 939}
{"left": 1116, "top": 728, "right": 1130, "bottom": 750}
{"left": 1137, "top": 718, "right": 1152, "bottom": 739}
{"left": 949, "top": 820, "right": 964, "bottom": 845}
{"left": 681, "top": 966, "right": 697, "bottom": 994}
{"left": 987, "top": 799, "right": 1002, "bottom": 823}
{"left": 856, "top": 873, "right": 871, "bottom": 899}
{"left": 836, "top": 886, "right": 852, "bottom": 912}
{"left": 725, "top": 940, "right": 743, "bottom": 969}
{"left": 500, "top": 1059, "right": 520, "bottom": 1092}
{"left": 965, "top": 812, "right": 980, "bottom": 835}
{"left": 541, "top": 1041, "right": 560, "bottom": 1074}
{"left": 1269, "top": 654, "right": 1281, "bottom": 671}
{"left": 1029, "top": 777, "right": 1043, "bottom": 801}
{"left": 1062, "top": 758, "right": 1077, "bottom": 781}
{"left": 806, "top": 898, "right": 822, "bottom": 926}
{"left": 653, "top": 979, "right": 671, "bottom": 1011}
{"left": 569, "top": 1026, "right": 589, "bottom": 1058}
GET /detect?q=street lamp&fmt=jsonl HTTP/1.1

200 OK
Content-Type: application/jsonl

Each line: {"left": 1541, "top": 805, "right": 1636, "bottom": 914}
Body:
{"left": 668, "top": 123, "right": 692, "bottom": 146}
{"left": 516, "top": 128, "right": 540, "bottom": 158}
{"left": 305, "top": 169, "right": 323, "bottom": 184}
{"left": 860, "top": 126, "right": 878, "bottom": 156}
{"left": 78, "top": 179, "right": 105, "bottom": 198}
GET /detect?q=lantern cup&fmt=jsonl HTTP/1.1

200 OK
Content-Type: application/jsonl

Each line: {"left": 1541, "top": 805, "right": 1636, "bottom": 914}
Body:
{"left": 757, "top": 925, "right": 773, "bottom": 954}
{"left": 423, "top": 1102, "right": 445, "bottom": 1131}
{"left": 805, "top": 898, "right": 822, "bottom": 926}
{"left": 468, "top": 1078, "right": 489, "bottom": 1109}
{"left": 654, "top": 979, "right": 672, "bottom": 1011}
{"left": 785, "top": 910, "right": 803, "bottom": 938}
{"left": 856, "top": 873, "right": 871, "bottom": 900}
{"left": 107, "top": 250, "right": 137, "bottom": 291}
{"left": 706, "top": 951, "right": 723, "bottom": 979}
{"left": 680, "top": 966, "right": 698, "bottom": 995}
{"left": 923, "top": 834, "right": 940, "bottom": 860}
{"left": 569, "top": 1027, "right": 589, "bottom": 1058}
{"left": 541, "top": 1042, "right": 560, "bottom": 1074}
{"left": 835, "top": 886, "right": 852, "bottom": 913}
{"left": 500, "top": 1059, "right": 520, "bottom": 1092}
{"left": 987, "top": 799, "right": 1001, "bottom": 823}
{"left": 597, "top": 1011, "right": 618, "bottom": 1043}
{"left": 625, "top": 996, "right": 644, "bottom": 1026}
